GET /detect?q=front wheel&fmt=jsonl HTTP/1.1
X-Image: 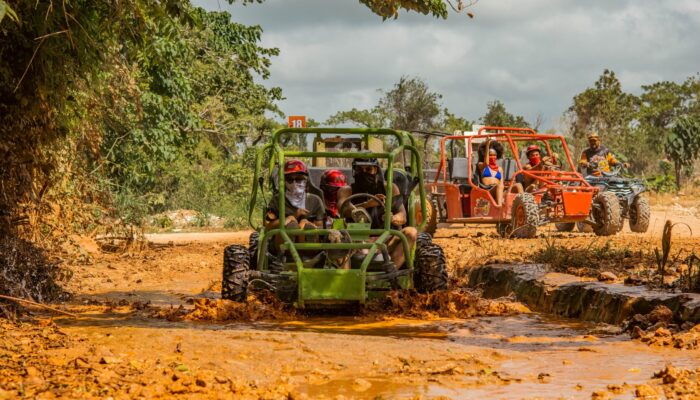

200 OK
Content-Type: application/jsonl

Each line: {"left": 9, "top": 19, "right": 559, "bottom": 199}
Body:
{"left": 592, "top": 191, "right": 623, "bottom": 236}
{"left": 414, "top": 242, "right": 448, "bottom": 293}
{"left": 511, "top": 193, "right": 539, "bottom": 239}
{"left": 222, "top": 245, "right": 250, "bottom": 302}
{"left": 422, "top": 197, "right": 438, "bottom": 235}
{"left": 628, "top": 196, "right": 650, "bottom": 233}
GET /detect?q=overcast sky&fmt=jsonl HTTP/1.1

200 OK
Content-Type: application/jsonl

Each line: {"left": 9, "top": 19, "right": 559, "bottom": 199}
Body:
{"left": 194, "top": 0, "right": 699, "bottom": 131}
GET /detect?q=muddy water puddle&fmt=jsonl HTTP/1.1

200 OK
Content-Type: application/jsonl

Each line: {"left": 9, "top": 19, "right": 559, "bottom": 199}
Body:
{"left": 59, "top": 312, "right": 700, "bottom": 399}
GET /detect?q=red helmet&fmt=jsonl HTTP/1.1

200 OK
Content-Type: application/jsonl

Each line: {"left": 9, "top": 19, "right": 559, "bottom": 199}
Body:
{"left": 283, "top": 160, "right": 308, "bottom": 175}
{"left": 526, "top": 145, "right": 541, "bottom": 156}
{"left": 321, "top": 169, "right": 347, "bottom": 188}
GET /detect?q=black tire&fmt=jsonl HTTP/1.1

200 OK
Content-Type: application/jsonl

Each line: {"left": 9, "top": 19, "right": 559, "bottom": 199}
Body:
{"left": 416, "top": 232, "right": 432, "bottom": 248}
{"left": 628, "top": 196, "right": 650, "bottom": 233}
{"left": 222, "top": 245, "right": 249, "bottom": 302}
{"left": 555, "top": 222, "right": 576, "bottom": 232}
{"left": 510, "top": 193, "right": 539, "bottom": 239}
{"left": 592, "top": 191, "right": 623, "bottom": 236}
{"left": 423, "top": 197, "right": 438, "bottom": 235}
{"left": 577, "top": 221, "right": 594, "bottom": 233}
{"left": 414, "top": 242, "right": 448, "bottom": 293}
{"left": 248, "top": 231, "right": 259, "bottom": 270}
{"left": 496, "top": 222, "right": 511, "bottom": 238}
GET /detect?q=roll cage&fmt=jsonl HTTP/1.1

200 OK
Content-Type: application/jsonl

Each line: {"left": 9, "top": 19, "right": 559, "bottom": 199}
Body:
{"left": 245, "top": 128, "right": 428, "bottom": 306}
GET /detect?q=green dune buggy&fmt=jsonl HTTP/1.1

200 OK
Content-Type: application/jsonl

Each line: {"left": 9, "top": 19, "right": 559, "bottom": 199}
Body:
{"left": 221, "top": 128, "right": 448, "bottom": 308}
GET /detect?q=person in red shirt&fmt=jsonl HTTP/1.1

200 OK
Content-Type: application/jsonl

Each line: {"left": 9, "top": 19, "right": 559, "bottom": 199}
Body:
{"left": 320, "top": 169, "right": 347, "bottom": 223}
{"left": 523, "top": 144, "right": 559, "bottom": 192}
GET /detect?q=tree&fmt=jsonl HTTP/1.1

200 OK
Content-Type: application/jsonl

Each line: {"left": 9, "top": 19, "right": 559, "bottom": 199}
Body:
{"left": 326, "top": 76, "right": 443, "bottom": 131}
{"left": 565, "top": 69, "right": 641, "bottom": 169}
{"left": 326, "top": 107, "right": 387, "bottom": 128}
{"left": 441, "top": 108, "right": 473, "bottom": 133}
{"left": 378, "top": 76, "right": 443, "bottom": 131}
{"left": 638, "top": 79, "right": 696, "bottom": 153}
{"left": 665, "top": 117, "right": 700, "bottom": 192}
{"left": 359, "top": 0, "right": 478, "bottom": 19}
{"left": 480, "top": 100, "right": 529, "bottom": 128}
{"left": 567, "top": 70, "right": 639, "bottom": 144}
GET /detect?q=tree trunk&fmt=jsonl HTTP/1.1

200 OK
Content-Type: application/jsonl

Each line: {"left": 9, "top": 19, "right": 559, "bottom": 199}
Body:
{"left": 675, "top": 161, "right": 682, "bottom": 193}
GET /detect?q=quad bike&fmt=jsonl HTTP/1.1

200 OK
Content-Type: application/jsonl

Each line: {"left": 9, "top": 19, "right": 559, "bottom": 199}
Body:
{"left": 566, "top": 161, "right": 650, "bottom": 233}
{"left": 222, "top": 128, "right": 448, "bottom": 308}
{"left": 424, "top": 126, "right": 623, "bottom": 238}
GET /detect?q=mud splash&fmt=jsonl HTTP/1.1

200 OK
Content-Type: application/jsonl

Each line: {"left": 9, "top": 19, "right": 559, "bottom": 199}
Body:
{"left": 153, "top": 291, "right": 296, "bottom": 322}
{"left": 365, "top": 289, "right": 529, "bottom": 319}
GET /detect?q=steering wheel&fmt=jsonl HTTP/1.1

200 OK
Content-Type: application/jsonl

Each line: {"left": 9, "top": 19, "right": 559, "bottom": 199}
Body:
{"left": 338, "top": 193, "right": 387, "bottom": 224}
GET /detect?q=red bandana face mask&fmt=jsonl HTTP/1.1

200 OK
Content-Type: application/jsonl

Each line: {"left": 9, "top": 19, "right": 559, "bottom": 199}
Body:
{"left": 488, "top": 155, "right": 498, "bottom": 169}
{"left": 529, "top": 155, "right": 541, "bottom": 166}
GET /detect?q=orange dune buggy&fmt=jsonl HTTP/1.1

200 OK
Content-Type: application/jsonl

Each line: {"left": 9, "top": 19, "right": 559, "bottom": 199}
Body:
{"left": 423, "top": 126, "right": 622, "bottom": 238}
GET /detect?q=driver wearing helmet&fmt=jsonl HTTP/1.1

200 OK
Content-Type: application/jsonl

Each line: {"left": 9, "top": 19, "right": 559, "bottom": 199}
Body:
{"left": 523, "top": 144, "right": 559, "bottom": 192}
{"left": 265, "top": 160, "right": 325, "bottom": 248}
{"left": 579, "top": 133, "right": 625, "bottom": 176}
{"left": 336, "top": 155, "right": 417, "bottom": 268}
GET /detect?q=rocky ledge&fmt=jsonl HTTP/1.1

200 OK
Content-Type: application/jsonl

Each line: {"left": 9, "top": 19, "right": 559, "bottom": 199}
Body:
{"left": 468, "top": 264, "right": 700, "bottom": 325}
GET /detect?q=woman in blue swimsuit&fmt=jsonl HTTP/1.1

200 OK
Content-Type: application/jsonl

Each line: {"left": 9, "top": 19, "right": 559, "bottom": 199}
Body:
{"left": 477, "top": 139, "right": 518, "bottom": 206}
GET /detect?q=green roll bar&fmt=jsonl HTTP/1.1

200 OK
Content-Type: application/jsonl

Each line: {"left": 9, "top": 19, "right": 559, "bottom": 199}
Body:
{"left": 246, "top": 128, "right": 428, "bottom": 304}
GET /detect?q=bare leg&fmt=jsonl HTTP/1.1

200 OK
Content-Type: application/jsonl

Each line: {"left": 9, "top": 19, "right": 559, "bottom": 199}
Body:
{"left": 495, "top": 181, "right": 504, "bottom": 206}
{"left": 388, "top": 227, "right": 417, "bottom": 269}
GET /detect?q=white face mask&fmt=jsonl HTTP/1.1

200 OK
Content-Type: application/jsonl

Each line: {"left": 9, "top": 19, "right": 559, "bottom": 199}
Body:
{"left": 285, "top": 179, "right": 306, "bottom": 209}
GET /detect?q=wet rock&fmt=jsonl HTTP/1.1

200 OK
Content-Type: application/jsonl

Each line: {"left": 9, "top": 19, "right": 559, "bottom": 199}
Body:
{"left": 630, "top": 326, "right": 645, "bottom": 339}
{"left": 100, "top": 356, "right": 123, "bottom": 364}
{"left": 468, "top": 264, "right": 700, "bottom": 326}
{"left": 654, "top": 327, "right": 671, "bottom": 337}
{"left": 634, "top": 384, "right": 658, "bottom": 398}
{"left": 606, "top": 384, "right": 626, "bottom": 394}
{"left": 681, "top": 321, "right": 695, "bottom": 331}
{"left": 351, "top": 378, "right": 372, "bottom": 392}
{"left": 597, "top": 272, "right": 617, "bottom": 282}
{"left": 656, "top": 364, "right": 679, "bottom": 384}
{"left": 648, "top": 305, "right": 673, "bottom": 324}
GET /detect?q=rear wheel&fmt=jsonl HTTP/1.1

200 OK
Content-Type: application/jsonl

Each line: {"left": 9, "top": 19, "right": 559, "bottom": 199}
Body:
{"left": 248, "top": 231, "right": 259, "bottom": 270}
{"left": 222, "top": 245, "right": 249, "bottom": 302}
{"left": 511, "top": 193, "right": 539, "bottom": 239}
{"left": 628, "top": 196, "right": 650, "bottom": 233}
{"left": 577, "top": 221, "right": 594, "bottom": 233}
{"left": 555, "top": 222, "right": 576, "bottom": 232}
{"left": 414, "top": 242, "right": 448, "bottom": 293}
{"left": 496, "top": 222, "right": 511, "bottom": 238}
{"left": 592, "top": 191, "right": 623, "bottom": 236}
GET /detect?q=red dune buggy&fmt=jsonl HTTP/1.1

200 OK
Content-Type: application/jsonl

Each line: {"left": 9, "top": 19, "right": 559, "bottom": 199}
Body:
{"left": 423, "top": 126, "right": 622, "bottom": 238}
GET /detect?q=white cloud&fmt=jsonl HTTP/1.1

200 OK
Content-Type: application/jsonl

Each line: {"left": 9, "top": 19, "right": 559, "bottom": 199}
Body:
{"left": 194, "top": 0, "right": 700, "bottom": 130}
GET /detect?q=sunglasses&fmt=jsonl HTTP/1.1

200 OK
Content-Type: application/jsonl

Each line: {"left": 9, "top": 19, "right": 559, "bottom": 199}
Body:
{"left": 285, "top": 176, "right": 307, "bottom": 183}
{"left": 356, "top": 165, "right": 377, "bottom": 174}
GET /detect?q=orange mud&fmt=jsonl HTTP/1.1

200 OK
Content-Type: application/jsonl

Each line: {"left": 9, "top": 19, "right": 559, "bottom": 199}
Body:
{"left": 2, "top": 206, "right": 700, "bottom": 398}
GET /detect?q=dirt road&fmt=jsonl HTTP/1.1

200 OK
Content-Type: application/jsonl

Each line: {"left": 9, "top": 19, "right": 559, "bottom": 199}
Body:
{"left": 3, "top": 206, "right": 700, "bottom": 399}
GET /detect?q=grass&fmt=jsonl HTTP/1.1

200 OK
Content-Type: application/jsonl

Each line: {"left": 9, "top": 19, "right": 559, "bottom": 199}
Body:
{"left": 530, "top": 236, "right": 642, "bottom": 274}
